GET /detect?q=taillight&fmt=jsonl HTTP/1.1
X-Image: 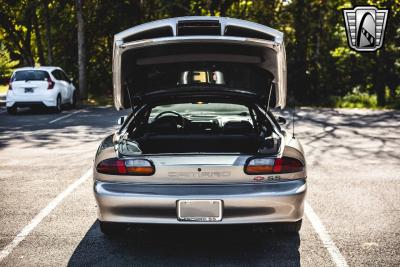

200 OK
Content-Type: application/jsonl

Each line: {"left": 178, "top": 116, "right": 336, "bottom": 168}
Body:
{"left": 272, "top": 157, "right": 304, "bottom": 173}
{"left": 47, "top": 78, "right": 55, "bottom": 89}
{"left": 244, "top": 157, "right": 304, "bottom": 175}
{"left": 96, "top": 158, "right": 155, "bottom": 175}
{"left": 244, "top": 158, "right": 275, "bottom": 174}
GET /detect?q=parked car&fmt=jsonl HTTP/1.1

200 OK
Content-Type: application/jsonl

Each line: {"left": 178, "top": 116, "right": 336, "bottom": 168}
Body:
{"left": 94, "top": 17, "right": 306, "bottom": 235}
{"left": 6, "top": 66, "right": 77, "bottom": 114}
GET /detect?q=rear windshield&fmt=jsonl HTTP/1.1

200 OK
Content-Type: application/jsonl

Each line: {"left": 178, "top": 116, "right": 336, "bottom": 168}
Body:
{"left": 12, "top": 70, "right": 50, "bottom": 81}
{"left": 149, "top": 103, "right": 250, "bottom": 121}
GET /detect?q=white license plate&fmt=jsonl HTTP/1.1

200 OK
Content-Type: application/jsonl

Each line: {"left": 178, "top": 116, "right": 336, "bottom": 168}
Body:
{"left": 177, "top": 200, "right": 222, "bottom": 222}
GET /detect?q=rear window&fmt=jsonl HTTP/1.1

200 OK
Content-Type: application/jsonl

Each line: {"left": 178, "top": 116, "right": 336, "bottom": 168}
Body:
{"left": 149, "top": 103, "right": 250, "bottom": 121}
{"left": 12, "top": 70, "right": 50, "bottom": 81}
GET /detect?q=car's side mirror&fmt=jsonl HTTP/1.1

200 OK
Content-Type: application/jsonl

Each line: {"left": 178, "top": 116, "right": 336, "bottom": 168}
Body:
{"left": 117, "top": 115, "right": 127, "bottom": 125}
{"left": 277, "top": 116, "right": 287, "bottom": 125}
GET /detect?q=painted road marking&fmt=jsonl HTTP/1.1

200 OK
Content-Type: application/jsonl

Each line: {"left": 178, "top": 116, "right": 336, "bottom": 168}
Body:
{"left": 49, "top": 110, "right": 81, "bottom": 124}
{"left": 305, "top": 201, "right": 349, "bottom": 267}
{"left": 0, "top": 168, "right": 92, "bottom": 263}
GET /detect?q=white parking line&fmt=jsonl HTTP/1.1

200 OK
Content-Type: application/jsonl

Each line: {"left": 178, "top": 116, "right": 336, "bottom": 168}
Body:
{"left": 0, "top": 168, "right": 92, "bottom": 263}
{"left": 49, "top": 110, "right": 81, "bottom": 124}
{"left": 305, "top": 201, "right": 349, "bottom": 267}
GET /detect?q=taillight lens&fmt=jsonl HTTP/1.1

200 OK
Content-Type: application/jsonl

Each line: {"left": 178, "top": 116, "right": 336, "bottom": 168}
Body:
{"left": 245, "top": 158, "right": 275, "bottom": 174}
{"left": 125, "top": 159, "right": 155, "bottom": 175}
{"left": 245, "top": 157, "right": 304, "bottom": 175}
{"left": 47, "top": 78, "right": 55, "bottom": 89}
{"left": 272, "top": 157, "right": 304, "bottom": 173}
{"left": 96, "top": 158, "right": 155, "bottom": 175}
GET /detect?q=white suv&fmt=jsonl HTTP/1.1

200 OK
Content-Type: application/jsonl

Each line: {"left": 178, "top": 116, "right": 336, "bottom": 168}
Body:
{"left": 6, "top": 66, "right": 77, "bottom": 114}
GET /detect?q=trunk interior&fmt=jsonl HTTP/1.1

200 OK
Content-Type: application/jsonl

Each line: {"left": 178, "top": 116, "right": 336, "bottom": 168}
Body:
{"left": 137, "top": 133, "right": 263, "bottom": 154}
{"left": 125, "top": 103, "right": 278, "bottom": 155}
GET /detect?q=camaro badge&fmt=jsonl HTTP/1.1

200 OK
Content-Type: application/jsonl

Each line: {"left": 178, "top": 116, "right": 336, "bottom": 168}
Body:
{"left": 342, "top": 6, "right": 388, "bottom": 51}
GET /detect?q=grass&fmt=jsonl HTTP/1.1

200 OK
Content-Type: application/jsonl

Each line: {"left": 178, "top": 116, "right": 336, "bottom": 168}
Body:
{"left": 330, "top": 89, "right": 400, "bottom": 110}
{"left": 0, "top": 84, "right": 8, "bottom": 95}
{"left": 330, "top": 91, "right": 378, "bottom": 109}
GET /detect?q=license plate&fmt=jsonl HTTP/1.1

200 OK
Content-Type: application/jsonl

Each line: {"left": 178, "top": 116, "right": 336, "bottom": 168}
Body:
{"left": 24, "top": 88, "right": 34, "bottom": 93}
{"left": 177, "top": 200, "right": 222, "bottom": 222}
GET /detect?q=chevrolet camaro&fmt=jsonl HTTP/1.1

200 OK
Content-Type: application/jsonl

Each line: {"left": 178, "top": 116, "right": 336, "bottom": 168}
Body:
{"left": 93, "top": 17, "right": 306, "bottom": 235}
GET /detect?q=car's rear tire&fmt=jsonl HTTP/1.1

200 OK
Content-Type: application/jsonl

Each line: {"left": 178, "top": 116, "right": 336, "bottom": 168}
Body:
{"left": 54, "top": 95, "right": 62, "bottom": 113}
{"left": 7, "top": 106, "right": 17, "bottom": 115}
{"left": 99, "top": 221, "right": 125, "bottom": 236}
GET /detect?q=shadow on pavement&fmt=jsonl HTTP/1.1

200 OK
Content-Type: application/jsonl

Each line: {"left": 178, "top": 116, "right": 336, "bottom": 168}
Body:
{"left": 278, "top": 108, "right": 400, "bottom": 164}
{"left": 68, "top": 221, "right": 300, "bottom": 266}
{"left": 0, "top": 106, "right": 124, "bottom": 150}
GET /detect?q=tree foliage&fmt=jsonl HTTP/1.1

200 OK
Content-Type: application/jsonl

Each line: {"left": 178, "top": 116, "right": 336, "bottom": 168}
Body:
{"left": 0, "top": 0, "right": 398, "bottom": 106}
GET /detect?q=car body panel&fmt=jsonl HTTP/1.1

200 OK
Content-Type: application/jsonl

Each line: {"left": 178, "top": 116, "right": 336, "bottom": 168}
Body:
{"left": 93, "top": 121, "right": 306, "bottom": 225}
{"left": 94, "top": 179, "right": 306, "bottom": 224}
{"left": 113, "top": 16, "right": 287, "bottom": 110}
{"left": 94, "top": 147, "right": 305, "bottom": 184}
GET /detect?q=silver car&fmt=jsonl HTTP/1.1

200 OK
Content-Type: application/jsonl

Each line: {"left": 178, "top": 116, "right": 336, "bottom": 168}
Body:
{"left": 94, "top": 17, "right": 306, "bottom": 235}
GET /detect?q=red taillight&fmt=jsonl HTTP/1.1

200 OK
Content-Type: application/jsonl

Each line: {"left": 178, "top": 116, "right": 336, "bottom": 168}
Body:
{"left": 47, "top": 78, "right": 55, "bottom": 89}
{"left": 96, "top": 158, "right": 126, "bottom": 174}
{"left": 272, "top": 157, "right": 304, "bottom": 173}
{"left": 96, "top": 158, "right": 155, "bottom": 176}
{"left": 245, "top": 157, "right": 304, "bottom": 175}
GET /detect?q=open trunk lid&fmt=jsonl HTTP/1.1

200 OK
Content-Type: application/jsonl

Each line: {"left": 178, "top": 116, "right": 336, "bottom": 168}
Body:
{"left": 113, "top": 17, "right": 287, "bottom": 109}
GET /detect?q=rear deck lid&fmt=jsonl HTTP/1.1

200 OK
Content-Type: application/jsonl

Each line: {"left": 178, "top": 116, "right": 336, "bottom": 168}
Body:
{"left": 113, "top": 17, "right": 287, "bottom": 109}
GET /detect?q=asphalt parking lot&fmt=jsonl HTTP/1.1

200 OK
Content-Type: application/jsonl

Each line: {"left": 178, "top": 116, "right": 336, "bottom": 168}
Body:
{"left": 0, "top": 106, "right": 399, "bottom": 266}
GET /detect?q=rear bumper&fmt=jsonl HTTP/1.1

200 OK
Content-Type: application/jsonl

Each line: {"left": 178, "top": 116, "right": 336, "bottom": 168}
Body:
{"left": 6, "top": 92, "right": 57, "bottom": 107}
{"left": 94, "top": 179, "right": 306, "bottom": 224}
{"left": 6, "top": 101, "right": 56, "bottom": 108}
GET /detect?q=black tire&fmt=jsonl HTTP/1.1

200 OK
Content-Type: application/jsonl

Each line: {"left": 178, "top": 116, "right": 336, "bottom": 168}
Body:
{"left": 7, "top": 106, "right": 17, "bottom": 115}
{"left": 54, "top": 95, "right": 62, "bottom": 113}
{"left": 99, "top": 221, "right": 125, "bottom": 236}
